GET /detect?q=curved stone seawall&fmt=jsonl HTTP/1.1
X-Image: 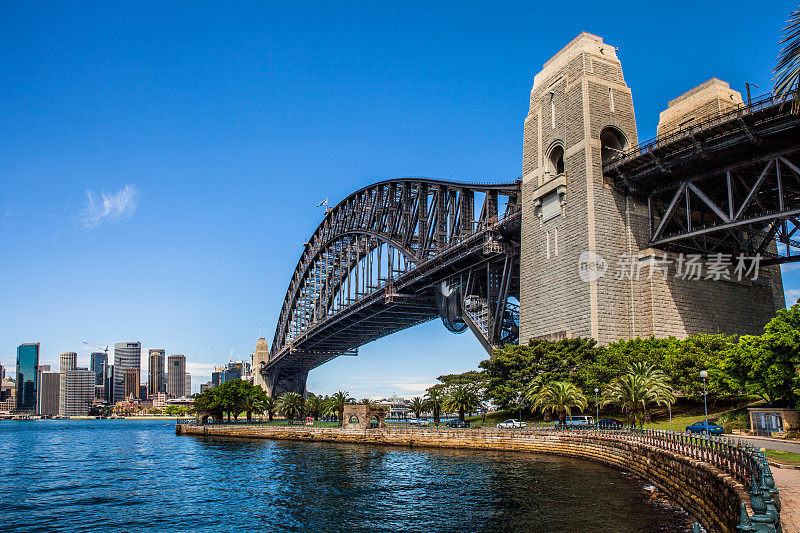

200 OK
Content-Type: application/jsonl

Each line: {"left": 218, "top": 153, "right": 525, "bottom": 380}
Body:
{"left": 177, "top": 424, "right": 747, "bottom": 533}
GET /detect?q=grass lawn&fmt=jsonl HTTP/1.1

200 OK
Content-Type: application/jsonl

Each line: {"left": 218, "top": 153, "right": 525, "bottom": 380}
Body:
{"left": 764, "top": 449, "right": 800, "bottom": 467}
{"left": 646, "top": 412, "right": 718, "bottom": 431}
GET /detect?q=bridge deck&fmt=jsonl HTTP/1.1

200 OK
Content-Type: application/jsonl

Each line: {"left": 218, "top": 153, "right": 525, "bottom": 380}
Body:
{"left": 604, "top": 94, "right": 800, "bottom": 195}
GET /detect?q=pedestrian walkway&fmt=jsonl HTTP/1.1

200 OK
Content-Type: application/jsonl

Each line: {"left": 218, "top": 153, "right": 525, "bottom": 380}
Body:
{"left": 733, "top": 434, "right": 800, "bottom": 454}
{"left": 773, "top": 467, "right": 800, "bottom": 533}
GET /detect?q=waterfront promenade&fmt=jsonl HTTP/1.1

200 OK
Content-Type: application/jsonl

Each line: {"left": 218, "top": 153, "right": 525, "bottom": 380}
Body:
{"left": 177, "top": 423, "right": 781, "bottom": 533}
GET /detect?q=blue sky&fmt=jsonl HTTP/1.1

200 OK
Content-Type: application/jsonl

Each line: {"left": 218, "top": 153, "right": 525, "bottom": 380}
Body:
{"left": 1, "top": 1, "right": 798, "bottom": 398}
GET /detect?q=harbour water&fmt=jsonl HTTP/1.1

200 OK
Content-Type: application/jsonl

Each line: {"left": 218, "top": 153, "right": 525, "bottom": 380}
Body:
{"left": 0, "top": 420, "right": 691, "bottom": 532}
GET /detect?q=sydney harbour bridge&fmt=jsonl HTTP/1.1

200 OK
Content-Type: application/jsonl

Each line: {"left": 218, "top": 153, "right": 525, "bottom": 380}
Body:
{"left": 258, "top": 35, "right": 800, "bottom": 397}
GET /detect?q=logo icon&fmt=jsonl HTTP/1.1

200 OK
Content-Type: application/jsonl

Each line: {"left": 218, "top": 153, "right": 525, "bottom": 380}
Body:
{"left": 578, "top": 251, "right": 608, "bottom": 282}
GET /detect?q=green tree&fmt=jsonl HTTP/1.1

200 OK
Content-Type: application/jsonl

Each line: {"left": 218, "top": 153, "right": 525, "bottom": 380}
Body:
{"left": 443, "top": 385, "right": 480, "bottom": 421}
{"left": 330, "top": 391, "right": 353, "bottom": 426}
{"left": 408, "top": 397, "right": 425, "bottom": 419}
{"left": 530, "top": 381, "right": 588, "bottom": 424}
{"left": 215, "top": 379, "right": 254, "bottom": 421}
{"left": 164, "top": 405, "right": 186, "bottom": 416}
{"left": 263, "top": 396, "right": 277, "bottom": 421}
{"left": 241, "top": 385, "right": 268, "bottom": 423}
{"left": 602, "top": 363, "right": 676, "bottom": 427}
{"left": 775, "top": 6, "right": 800, "bottom": 113}
{"left": 660, "top": 334, "right": 732, "bottom": 401}
{"left": 480, "top": 338, "right": 602, "bottom": 409}
{"left": 725, "top": 302, "right": 800, "bottom": 405}
{"left": 194, "top": 388, "right": 224, "bottom": 421}
{"left": 277, "top": 392, "right": 305, "bottom": 424}
{"left": 305, "top": 395, "right": 324, "bottom": 421}
{"left": 423, "top": 388, "right": 444, "bottom": 425}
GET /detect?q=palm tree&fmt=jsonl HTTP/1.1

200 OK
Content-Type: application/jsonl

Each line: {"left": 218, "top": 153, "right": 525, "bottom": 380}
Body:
{"left": 277, "top": 392, "right": 305, "bottom": 425}
{"left": 602, "top": 363, "right": 676, "bottom": 427}
{"left": 408, "top": 397, "right": 425, "bottom": 419}
{"left": 531, "top": 381, "right": 588, "bottom": 424}
{"left": 263, "top": 396, "right": 277, "bottom": 422}
{"left": 775, "top": 6, "right": 800, "bottom": 113}
{"left": 524, "top": 375, "right": 548, "bottom": 400}
{"left": 424, "top": 388, "right": 444, "bottom": 425}
{"left": 330, "top": 391, "right": 352, "bottom": 426}
{"left": 305, "top": 395, "right": 324, "bottom": 421}
{"left": 443, "top": 386, "right": 481, "bottom": 421}
{"left": 241, "top": 387, "right": 268, "bottom": 423}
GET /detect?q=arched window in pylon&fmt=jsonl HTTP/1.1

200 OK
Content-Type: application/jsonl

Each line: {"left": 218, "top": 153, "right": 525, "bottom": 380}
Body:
{"left": 545, "top": 143, "right": 565, "bottom": 181}
{"left": 600, "top": 127, "right": 627, "bottom": 164}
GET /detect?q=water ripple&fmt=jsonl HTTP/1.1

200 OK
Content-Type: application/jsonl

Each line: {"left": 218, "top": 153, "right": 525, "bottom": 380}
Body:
{"left": 0, "top": 420, "right": 691, "bottom": 532}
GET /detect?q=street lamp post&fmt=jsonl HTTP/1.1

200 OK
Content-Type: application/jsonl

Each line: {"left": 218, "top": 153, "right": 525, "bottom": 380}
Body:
{"left": 668, "top": 401, "right": 672, "bottom": 432}
{"left": 594, "top": 388, "right": 599, "bottom": 429}
{"left": 700, "top": 370, "right": 709, "bottom": 437}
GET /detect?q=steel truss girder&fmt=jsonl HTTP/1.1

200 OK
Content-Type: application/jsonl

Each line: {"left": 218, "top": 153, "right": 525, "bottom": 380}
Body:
{"left": 271, "top": 178, "right": 520, "bottom": 363}
{"left": 437, "top": 251, "right": 520, "bottom": 353}
{"left": 648, "top": 153, "right": 800, "bottom": 263}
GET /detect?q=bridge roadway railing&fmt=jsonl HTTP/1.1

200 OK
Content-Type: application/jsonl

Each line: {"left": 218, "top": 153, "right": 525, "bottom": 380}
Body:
{"left": 180, "top": 419, "right": 779, "bottom": 531}
{"left": 604, "top": 91, "right": 793, "bottom": 169}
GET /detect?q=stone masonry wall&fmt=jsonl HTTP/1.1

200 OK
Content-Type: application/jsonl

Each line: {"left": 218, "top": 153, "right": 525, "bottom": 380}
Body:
{"left": 177, "top": 424, "right": 747, "bottom": 533}
{"left": 519, "top": 33, "right": 784, "bottom": 345}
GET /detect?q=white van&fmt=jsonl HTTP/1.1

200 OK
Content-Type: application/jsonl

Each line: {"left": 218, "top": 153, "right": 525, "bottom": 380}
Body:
{"left": 557, "top": 415, "right": 594, "bottom": 427}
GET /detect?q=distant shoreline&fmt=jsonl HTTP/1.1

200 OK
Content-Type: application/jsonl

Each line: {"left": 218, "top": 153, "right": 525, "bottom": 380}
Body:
{"left": 1, "top": 416, "right": 182, "bottom": 421}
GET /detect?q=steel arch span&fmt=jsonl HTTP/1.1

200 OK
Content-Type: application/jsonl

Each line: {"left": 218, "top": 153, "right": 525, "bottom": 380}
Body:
{"left": 260, "top": 178, "right": 521, "bottom": 397}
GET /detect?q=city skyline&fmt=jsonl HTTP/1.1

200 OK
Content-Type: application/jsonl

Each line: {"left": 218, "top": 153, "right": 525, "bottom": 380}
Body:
{"left": 1, "top": 2, "right": 799, "bottom": 399}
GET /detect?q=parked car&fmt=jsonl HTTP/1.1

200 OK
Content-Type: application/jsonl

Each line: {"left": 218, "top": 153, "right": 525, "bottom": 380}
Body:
{"left": 685, "top": 421, "right": 724, "bottom": 435}
{"left": 408, "top": 418, "right": 430, "bottom": 427}
{"left": 554, "top": 415, "right": 595, "bottom": 427}
{"left": 598, "top": 418, "right": 623, "bottom": 429}
{"left": 445, "top": 419, "right": 469, "bottom": 428}
{"left": 496, "top": 419, "right": 527, "bottom": 429}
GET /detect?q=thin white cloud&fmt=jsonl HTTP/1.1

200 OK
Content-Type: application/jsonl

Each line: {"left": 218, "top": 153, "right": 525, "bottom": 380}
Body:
{"left": 781, "top": 263, "right": 800, "bottom": 273}
{"left": 786, "top": 289, "right": 800, "bottom": 305}
{"left": 81, "top": 184, "right": 137, "bottom": 229}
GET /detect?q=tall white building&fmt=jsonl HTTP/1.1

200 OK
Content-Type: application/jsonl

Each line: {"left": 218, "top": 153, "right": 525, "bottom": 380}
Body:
{"left": 59, "top": 352, "right": 77, "bottom": 416}
{"left": 184, "top": 373, "right": 191, "bottom": 397}
{"left": 167, "top": 354, "right": 186, "bottom": 398}
{"left": 64, "top": 368, "right": 94, "bottom": 416}
{"left": 113, "top": 342, "right": 141, "bottom": 403}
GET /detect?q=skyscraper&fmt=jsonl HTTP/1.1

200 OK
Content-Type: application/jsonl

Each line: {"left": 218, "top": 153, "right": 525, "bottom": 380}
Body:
{"left": 123, "top": 368, "right": 140, "bottom": 400}
{"left": 59, "top": 352, "right": 77, "bottom": 416}
{"left": 184, "top": 373, "right": 191, "bottom": 397}
{"left": 64, "top": 368, "right": 94, "bottom": 416}
{"left": 15, "top": 343, "right": 39, "bottom": 412}
{"left": 106, "top": 365, "right": 115, "bottom": 403}
{"left": 90, "top": 352, "right": 107, "bottom": 399}
{"left": 113, "top": 342, "right": 141, "bottom": 403}
{"left": 37, "top": 371, "right": 60, "bottom": 416}
{"left": 148, "top": 349, "right": 165, "bottom": 398}
{"left": 166, "top": 355, "right": 186, "bottom": 398}
{"left": 0, "top": 362, "right": 5, "bottom": 381}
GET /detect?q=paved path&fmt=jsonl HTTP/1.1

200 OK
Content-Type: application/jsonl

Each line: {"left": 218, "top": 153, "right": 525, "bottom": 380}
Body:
{"left": 773, "top": 467, "right": 800, "bottom": 533}
{"left": 732, "top": 435, "right": 800, "bottom": 454}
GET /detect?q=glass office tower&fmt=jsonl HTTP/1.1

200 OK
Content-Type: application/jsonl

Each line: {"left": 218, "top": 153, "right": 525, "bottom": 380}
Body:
{"left": 15, "top": 343, "right": 40, "bottom": 412}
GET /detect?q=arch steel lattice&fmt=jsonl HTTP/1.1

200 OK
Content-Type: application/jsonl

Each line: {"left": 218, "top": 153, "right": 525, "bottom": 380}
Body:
{"left": 263, "top": 178, "right": 521, "bottom": 396}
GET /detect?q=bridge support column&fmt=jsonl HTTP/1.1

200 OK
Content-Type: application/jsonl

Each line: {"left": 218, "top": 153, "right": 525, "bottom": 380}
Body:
{"left": 262, "top": 367, "right": 308, "bottom": 399}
